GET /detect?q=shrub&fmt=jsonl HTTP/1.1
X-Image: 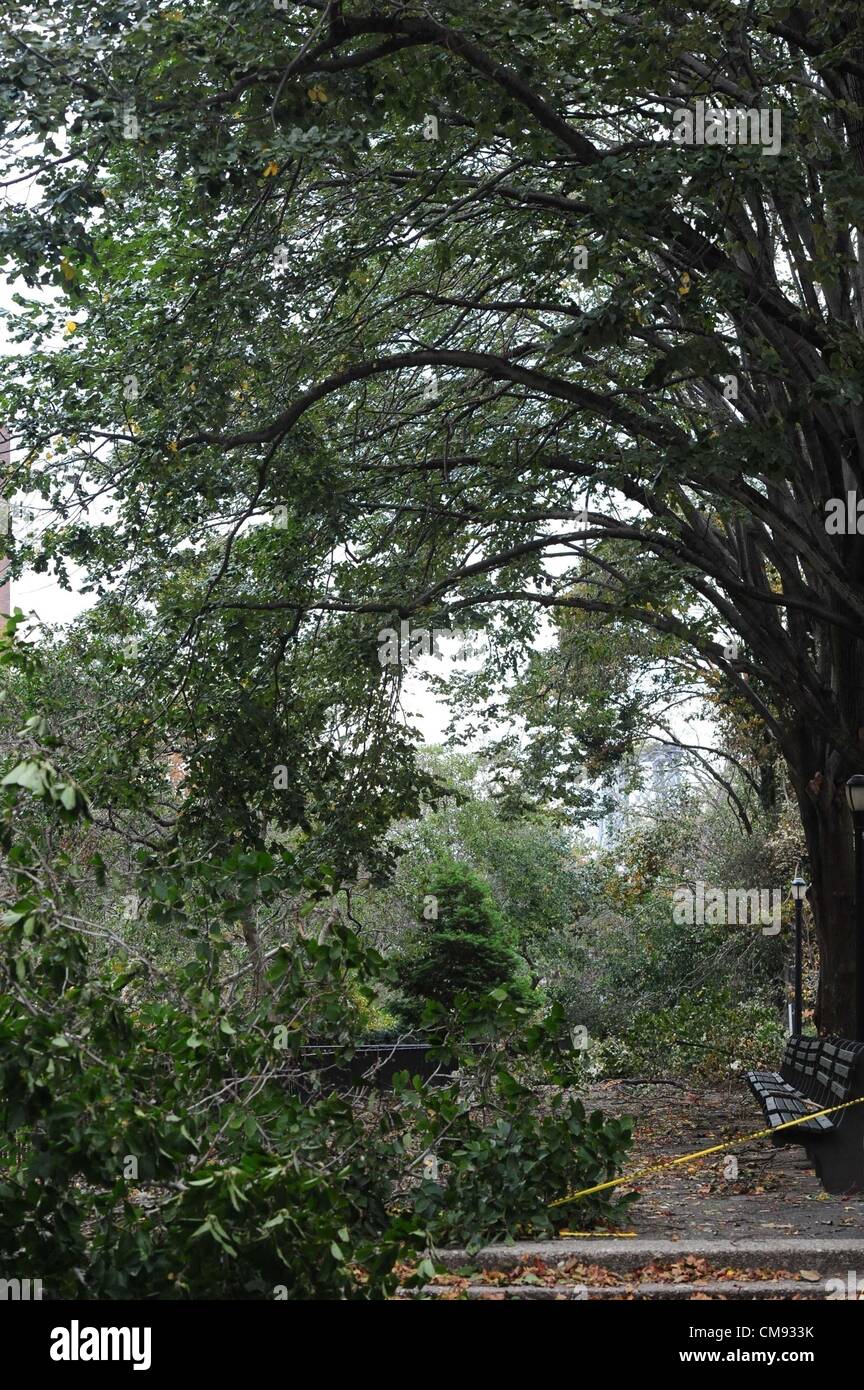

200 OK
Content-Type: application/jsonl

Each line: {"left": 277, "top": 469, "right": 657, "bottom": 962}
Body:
{"left": 412, "top": 1086, "right": 635, "bottom": 1244}
{"left": 395, "top": 860, "right": 535, "bottom": 1020}
{"left": 597, "top": 988, "right": 786, "bottom": 1081}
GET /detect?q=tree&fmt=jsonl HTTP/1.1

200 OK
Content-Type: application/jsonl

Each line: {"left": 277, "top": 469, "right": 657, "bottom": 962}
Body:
{"left": 364, "top": 747, "right": 587, "bottom": 950}
{"left": 396, "top": 859, "right": 533, "bottom": 1017}
{"left": 4, "top": 1, "right": 864, "bottom": 1027}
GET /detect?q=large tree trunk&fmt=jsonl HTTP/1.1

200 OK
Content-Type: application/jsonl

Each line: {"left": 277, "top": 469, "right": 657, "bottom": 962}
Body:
{"left": 795, "top": 763, "right": 858, "bottom": 1036}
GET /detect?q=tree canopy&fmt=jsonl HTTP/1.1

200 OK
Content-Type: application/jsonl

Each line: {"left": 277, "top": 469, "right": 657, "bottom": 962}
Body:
{"left": 3, "top": 0, "right": 864, "bottom": 1026}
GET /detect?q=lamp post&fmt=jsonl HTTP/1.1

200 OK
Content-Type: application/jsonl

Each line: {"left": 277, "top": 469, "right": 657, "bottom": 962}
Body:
{"left": 845, "top": 776, "right": 864, "bottom": 1041}
{"left": 791, "top": 874, "right": 807, "bottom": 1035}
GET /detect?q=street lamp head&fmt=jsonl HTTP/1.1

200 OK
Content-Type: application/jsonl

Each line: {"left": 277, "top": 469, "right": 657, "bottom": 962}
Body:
{"left": 845, "top": 775, "right": 864, "bottom": 826}
{"left": 791, "top": 875, "right": 807, "bottom": 901}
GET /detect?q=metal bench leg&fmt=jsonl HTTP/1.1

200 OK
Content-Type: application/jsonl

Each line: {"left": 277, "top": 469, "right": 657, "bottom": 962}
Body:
{"left": 802, "top": 1113, "right": 864, "bottom": 1194}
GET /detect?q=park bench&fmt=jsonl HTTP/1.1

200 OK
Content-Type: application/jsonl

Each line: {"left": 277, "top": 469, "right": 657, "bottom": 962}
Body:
{"left": 298, "top": 1043, "right": 455, "bottom": 1090}
{"left": 746, "top": 1036, "right": 864, "bottom": 1193}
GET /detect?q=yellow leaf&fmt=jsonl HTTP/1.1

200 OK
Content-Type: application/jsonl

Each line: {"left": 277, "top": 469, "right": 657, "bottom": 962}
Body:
{"left": 65, "top": 319, "right": 78, "bottom": 334}
{"left": 167, "top": 441, "right": 179, "bottom": 453}
{"left": 262, "top": 160, "right": 280, "bottom": 177}
{"left": 60, "top": 257, "right": 76, "bottom": 282}
{"left": 307, "top": 84, "right": 328, "bottom": 104}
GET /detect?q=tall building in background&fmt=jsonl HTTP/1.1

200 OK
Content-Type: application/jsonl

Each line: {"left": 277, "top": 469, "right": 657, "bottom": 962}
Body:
{"left": 0, "top": 427, "right": 9, "bottom": 618}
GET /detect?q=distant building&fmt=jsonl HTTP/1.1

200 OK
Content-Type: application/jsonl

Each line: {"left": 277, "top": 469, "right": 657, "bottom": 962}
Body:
{"left": 595, "top": 742, "right": 687, "bottom": 846}
{"left": 643, "top": 743, "right": 687, "bottom": 795}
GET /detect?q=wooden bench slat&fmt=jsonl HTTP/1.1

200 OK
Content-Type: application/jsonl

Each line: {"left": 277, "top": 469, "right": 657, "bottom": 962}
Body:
{"left": 747, "top": 1035, "right": 864, "bottom": 1158}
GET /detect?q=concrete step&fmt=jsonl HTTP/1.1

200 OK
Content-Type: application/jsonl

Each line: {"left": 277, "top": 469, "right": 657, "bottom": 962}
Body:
{"left": 434, "top": 1237, "right": 864, "bottom": 1276}
{"left": 414, "top": 1278, "right": 836, "bottom": 1300}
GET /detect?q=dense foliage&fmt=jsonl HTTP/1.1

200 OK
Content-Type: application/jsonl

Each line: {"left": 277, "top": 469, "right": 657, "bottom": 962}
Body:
{"left": 0, "top": 624, "right": 634, "bottom": 1297}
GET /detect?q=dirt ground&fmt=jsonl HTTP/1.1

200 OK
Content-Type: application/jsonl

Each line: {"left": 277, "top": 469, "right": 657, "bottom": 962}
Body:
{"left": 579, "top": 1079, "right": 864, "bottom": 1239}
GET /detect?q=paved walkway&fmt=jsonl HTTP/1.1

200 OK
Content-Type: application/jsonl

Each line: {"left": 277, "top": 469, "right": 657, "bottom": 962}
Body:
{"left": 415, "top": 1081, "right": 864, "bottom": 1297}
{"left": 573, "top": 1079, "right": 864, "bottom": 1240}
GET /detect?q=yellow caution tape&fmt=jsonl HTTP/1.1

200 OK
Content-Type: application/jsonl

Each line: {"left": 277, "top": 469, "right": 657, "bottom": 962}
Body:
{"left": 549, "top": 1093, "right": 864, "bottom": 1210}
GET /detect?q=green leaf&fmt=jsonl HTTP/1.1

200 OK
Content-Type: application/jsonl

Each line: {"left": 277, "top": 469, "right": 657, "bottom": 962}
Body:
{"left": 2, "top": 760, "right": 47, "bottom": 792}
